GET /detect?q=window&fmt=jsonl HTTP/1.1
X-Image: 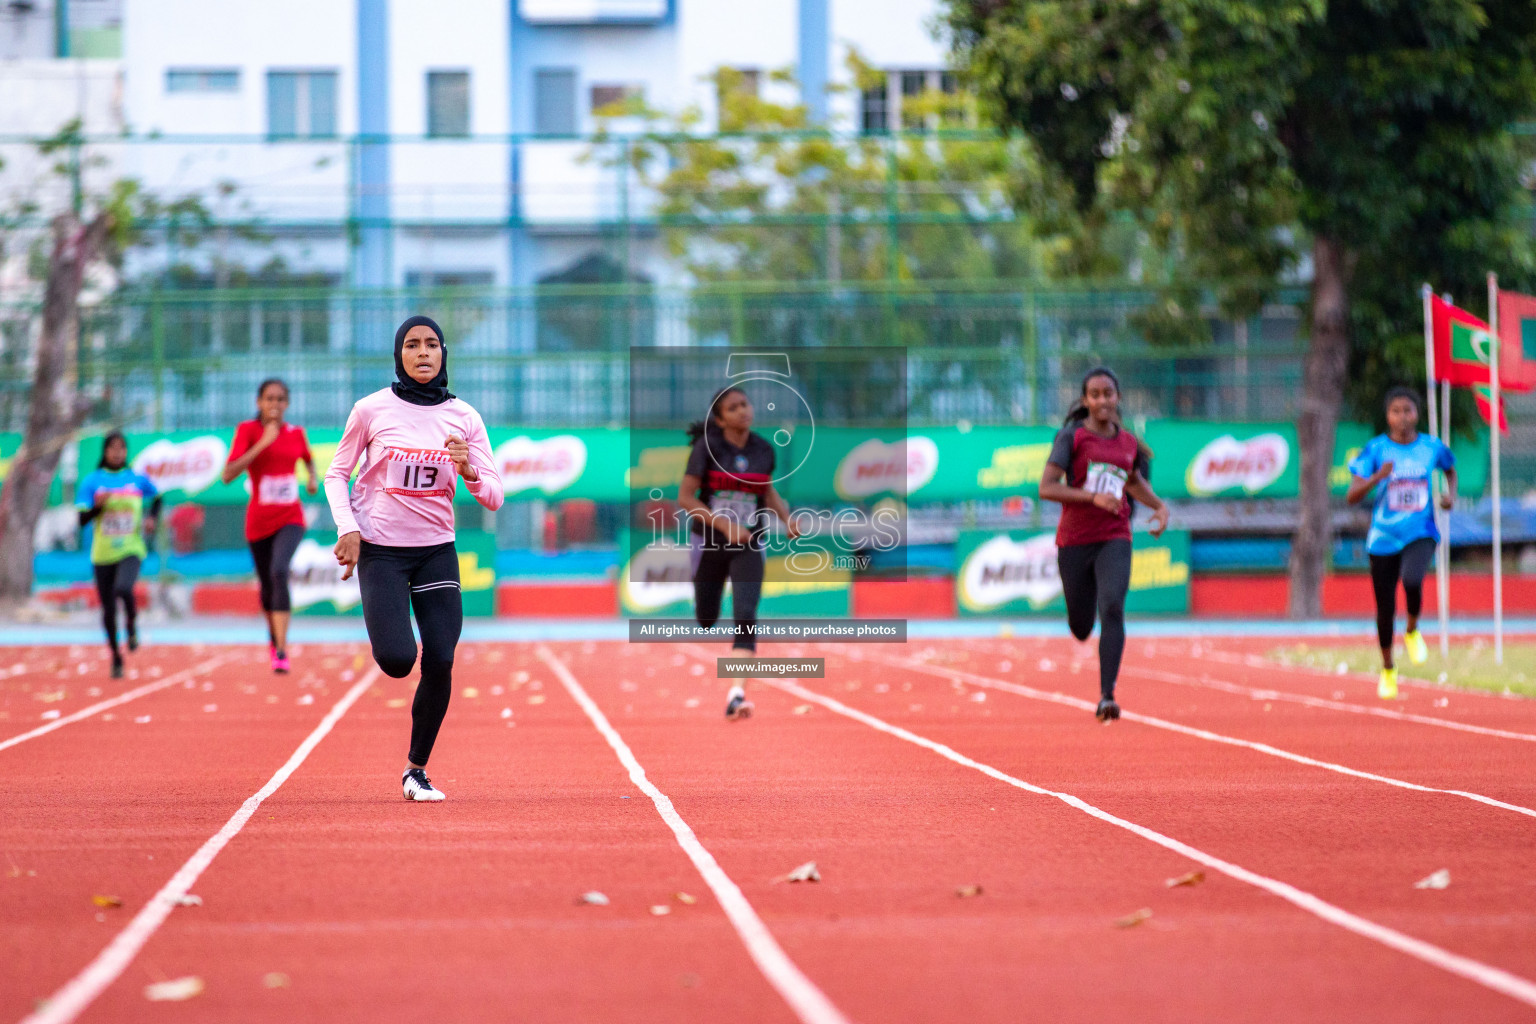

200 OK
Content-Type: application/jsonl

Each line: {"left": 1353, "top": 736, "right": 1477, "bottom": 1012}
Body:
{"left": 427, "top": 71, "right": 470, "bottom": 138}
{"left": 166, "top": 68, "right": 239, "bottom": 93}
{"left": 859, "top": 70, "right": 966, "bottom": 134}
{"left": 860, "top": 82, "right": 889, "bottom": 134}
{"left": 267, "top": 71, "right": 338, "bottom": 139}
{"left": 534, "top": 68, "right": 577, "bottom": 135}
{"left": 900, "top": 71, "right": 927, "bottom": 130}
{"left": 590, "top": 83, "right": 642, "bottom": 115}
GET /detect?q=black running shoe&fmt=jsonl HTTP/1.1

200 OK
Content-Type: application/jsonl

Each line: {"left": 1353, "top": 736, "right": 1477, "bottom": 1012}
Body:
{"left": 127, "top": 630, "right": 139, "bottom": 652}
{"left": 110, "top": 657, "right": 124, "bottom": 680}
{"left": 1095, "top": 698, "right": 1120, "bottom": 722}
{"left": 725, "top": 691, "right": 754, "bottom": 720}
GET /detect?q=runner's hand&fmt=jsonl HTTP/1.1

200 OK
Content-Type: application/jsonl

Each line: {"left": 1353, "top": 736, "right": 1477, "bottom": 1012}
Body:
{"left": 1439, "top": 491, "right": 1455, "bottom": 511}
{"left": 785, "top": 516, "right": 802, "bottom": 540}
{"left": 305, "top": 475, "right": 319, "bottom": 496}
{"left": 143, "top": 517, "right": 157, "bottom": 535}
{"left": 335, "top": 532, "right": 360, "bottom": 581}
{"left": 1375, "top": 461, "right": 1394, "bottom": 481}
{"left": 445, "top": 434, "right": 475, "bottom": 479}
{"left": 1148, "top": 505, "right": 1170, "bottom": 538}
{"left": 1091, "top": 492, "right": 1122, "bottom": 515}
{"left": 259, "top": 420, "right": 281, "bottom": 446}
{"left": 93, "top": 491, "right": 108, "bottom": 508}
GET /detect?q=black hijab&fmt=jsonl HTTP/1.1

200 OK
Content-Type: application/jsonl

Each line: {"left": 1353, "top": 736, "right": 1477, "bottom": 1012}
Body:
{"left": 392, "top": 315, "right": 455, "bottom": 406}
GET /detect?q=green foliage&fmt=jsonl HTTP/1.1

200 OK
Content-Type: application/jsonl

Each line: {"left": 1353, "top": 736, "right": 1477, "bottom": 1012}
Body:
{"left": 597, "top": 55, "right": 1077, "bottom": 288}
{"left": 945, "top": 0, "right": 1536, "bottom": 422}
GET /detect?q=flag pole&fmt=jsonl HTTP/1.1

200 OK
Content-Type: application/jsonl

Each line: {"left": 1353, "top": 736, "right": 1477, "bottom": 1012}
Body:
{"left": 1437, "top": 292, "right": 1453, "bottom": 658}
{"left": 1489, "top": 272, "right": 1504, "bottom": 665}
{"left": 1422, "top": 285, "right": 1445, "bottom": 655}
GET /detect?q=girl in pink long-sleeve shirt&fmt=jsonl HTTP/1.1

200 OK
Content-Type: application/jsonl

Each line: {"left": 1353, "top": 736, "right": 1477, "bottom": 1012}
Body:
{"left": 325, "top": 314, "right": 503, "bottom": 802}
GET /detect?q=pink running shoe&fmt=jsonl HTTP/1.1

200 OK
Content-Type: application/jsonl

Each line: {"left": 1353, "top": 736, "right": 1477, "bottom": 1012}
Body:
{"left": 271, "top": 649, "right": 290, "bottom": 674}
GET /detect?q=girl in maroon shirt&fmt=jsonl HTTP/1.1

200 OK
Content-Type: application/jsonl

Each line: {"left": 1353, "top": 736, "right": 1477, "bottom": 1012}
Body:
{"left": 222, "top": 378, "right": 318, "bottom": 673}
{"left": 1039, "top": 367, "right": 1169, "bottom": 721}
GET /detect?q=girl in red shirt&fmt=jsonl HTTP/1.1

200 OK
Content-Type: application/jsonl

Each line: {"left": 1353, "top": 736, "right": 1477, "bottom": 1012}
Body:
{"left": 222, "top": 378, "right": 318, "bottom": 673}
{"left": 1039, "top": 367, "right": 1169, "bottom": 722}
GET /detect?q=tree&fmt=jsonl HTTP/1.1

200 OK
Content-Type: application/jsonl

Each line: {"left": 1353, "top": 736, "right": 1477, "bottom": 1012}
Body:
{"left": 0, "top": 122, "right": 209, "bottom": 605}
{"left": 944, "top": 0, "right": 1536, "bottom": 615}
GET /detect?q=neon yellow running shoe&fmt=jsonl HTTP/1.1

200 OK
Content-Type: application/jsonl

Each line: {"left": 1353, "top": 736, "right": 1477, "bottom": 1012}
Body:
{"left": 1378, "top": 667, "right": 1399, "bottom": 700}
{"left": 1404, "top": 630, "right": 1428, "bottom": 665}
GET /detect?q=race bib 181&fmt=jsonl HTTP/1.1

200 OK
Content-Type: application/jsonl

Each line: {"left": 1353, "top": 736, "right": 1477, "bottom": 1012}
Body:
{"left": 257, "top": 474, "right": 299, "bottom": 505}
{"left": 1386, "top": 477, "right": 1429, "bottom": 513}
{"left": 710, "top": 489, "right": 759, "bottom": 527}
{"left": 100, "top": 510, "right": 136, "bottom": 536}
{"left": 384, "top": 449, "right": 454, "bottom": 498}
{"left": 1084, "top": 461, "right": 1128, "bottom": 499}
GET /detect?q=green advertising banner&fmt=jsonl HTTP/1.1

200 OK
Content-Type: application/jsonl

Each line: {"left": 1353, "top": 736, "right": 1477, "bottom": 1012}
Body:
{"left": 617, "top": 529, "right": 850, "bottom": 618}
{"left": 1144, "top": 421, "right": 1488, "bottom": 500}
{"left": 955, "top": 529, "right": 1191, "bottom": 616}
{"left": 32, "top": 420, "right": 1489, "bottom": 509}
{"left": 287, "top": 528, "right": 498, "bottom": 617}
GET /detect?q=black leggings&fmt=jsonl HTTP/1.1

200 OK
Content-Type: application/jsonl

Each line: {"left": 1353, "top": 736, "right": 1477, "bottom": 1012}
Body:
{"left": 358, "top": 540, "right": 463, "bottom": 767}
{"left": 250, "top": 523, "right": 304, "bottom": 615}
{"left": 1057, "top": 539, "right": 1133, "bottom": 701}
{"left": 93, "top": 556, "right": 142, "bottom": 660}
{"left": 1368, "top": 537, "right": 1436, "bottom": 651}
{"left": 691, "top": 537, "right": 765, "bottom": 653}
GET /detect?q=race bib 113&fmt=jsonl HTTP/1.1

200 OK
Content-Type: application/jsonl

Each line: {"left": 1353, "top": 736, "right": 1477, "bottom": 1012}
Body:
{"left": 384, "top": 449, "right": 454, "bottom": 498}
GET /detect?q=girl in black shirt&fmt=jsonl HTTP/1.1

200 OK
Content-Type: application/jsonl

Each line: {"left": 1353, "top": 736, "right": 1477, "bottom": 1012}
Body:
{"left": 678, "top": 385, "right": 799, "bottom": 719}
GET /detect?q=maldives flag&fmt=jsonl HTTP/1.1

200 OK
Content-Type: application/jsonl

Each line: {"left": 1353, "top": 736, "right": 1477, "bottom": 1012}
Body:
{"left": 1495, "top": 288, "right": 1536, "bottom": 392}
{"left": 1430, "top": 295, "right": 1494, "bottom": 386}
{"left": 1473, "top": 384, "right": 1509, "bottom": 433}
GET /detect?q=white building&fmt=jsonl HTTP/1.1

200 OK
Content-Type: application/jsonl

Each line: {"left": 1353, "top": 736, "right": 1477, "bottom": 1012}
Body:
{"left": 115, "top": 0, "right": 950, "bottom": 291}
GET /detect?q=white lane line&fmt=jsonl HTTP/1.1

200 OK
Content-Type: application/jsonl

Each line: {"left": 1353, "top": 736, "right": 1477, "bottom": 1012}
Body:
{"left": 0, "top": 654, "right": 236, "bottom": 754}
{"left": 1124, "top": 664, "right": 1536, "bottom": 743}
{"left": 858, "top": 650, "right": 1536, "bottom": 822}
{"left": 1182, "top": 645, "right": 1533, "bottom": 702}
{"left": 765, "top": 675, "right": 1536, "bottom": 1012}
{"left": 536, "top": 645, "right": 853, "bottom": 1024}
{"left": 20, "top": 666, "right": 381, "bottom": 1024}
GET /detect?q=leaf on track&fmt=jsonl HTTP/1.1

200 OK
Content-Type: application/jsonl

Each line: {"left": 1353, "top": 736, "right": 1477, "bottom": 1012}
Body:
{"left": 792, "top": 704, "right": 813, "bottom": 715}
{"left": 1165, "top": 871, "right": 1205, "bottom": 889}
{"left": 174, "top": 894, "right": 202, "bottom": 907}
{"left": 92, "top": 895, "right": 122, "bottom": 908}
{"left": 262, "top": 972, "right": 290, "bottom": 989}
{"left": 144, "top": 976, "right": 204, "bottom": 1002}
{"left": 1114, "top": 908, "right": 1153, "bottom": 928}
{"left": 385, "top": 698, "right": 408, "bottom": 708}
{"left": 673, "top": 892, "right": 697, "bottom": 905}
{"left": 528, "top": 694, "right": 546, "bottom": 705}
{"left": 775, "top": 861, "right": 820, "bottom": 884}
{"left": 955, "top": 884, "right": 983, "bottom": 898}
{"left": 1414, "top": 869, "right": 1451, "bottom": 890}
{"left": 579, "top": 891, "right": 610, "bottom": 906}
{"left": 649, "top": 904, "right": 672, "bottom": 916}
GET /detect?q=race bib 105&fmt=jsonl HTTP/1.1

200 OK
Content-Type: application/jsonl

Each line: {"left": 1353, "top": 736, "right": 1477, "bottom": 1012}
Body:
{"left": 710, "top": 489, "right": 759, "bottom": 526}
{"left": 1085, "top": 461, "right": 1128, "bottom": 499}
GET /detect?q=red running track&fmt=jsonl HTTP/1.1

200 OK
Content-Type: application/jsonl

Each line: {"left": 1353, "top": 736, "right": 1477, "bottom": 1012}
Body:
{"left": 3, "top": 636, "right": 1535, "bottom": 1023}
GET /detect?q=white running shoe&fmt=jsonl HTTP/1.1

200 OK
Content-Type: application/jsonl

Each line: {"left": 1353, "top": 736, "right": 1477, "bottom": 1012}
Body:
{"left": 725, "top": 685, "right": 753, "bottom": 720}
{"left": 402, "top": 768, "right": 446, "bottom": 802}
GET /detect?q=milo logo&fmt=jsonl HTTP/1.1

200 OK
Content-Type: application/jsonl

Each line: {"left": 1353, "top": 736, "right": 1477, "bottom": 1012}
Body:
{"left": 834, "top": 436, "right": 938, "bottom": 500}
{"left": 1185, "top": 433, "right": 1289, "bottom": 496}
{"left": 957, "top": 533, "right": 1062, "bottom": 612}
{"left": 620, "top": 541, "right": 694, "bottom": 614}
{"left": 494, "top": 434, "right": 587, "bottom": 497}
{"left": 132, "top": 436, "right": 228, "bottom": 496}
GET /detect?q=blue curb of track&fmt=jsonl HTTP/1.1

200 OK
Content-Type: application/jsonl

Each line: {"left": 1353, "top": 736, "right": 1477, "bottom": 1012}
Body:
{"left": 2, "top": 616, "right": 1535, "bottom": 646}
